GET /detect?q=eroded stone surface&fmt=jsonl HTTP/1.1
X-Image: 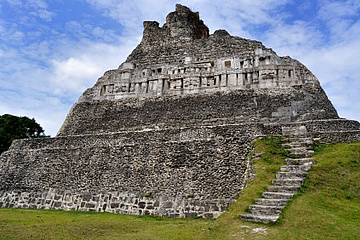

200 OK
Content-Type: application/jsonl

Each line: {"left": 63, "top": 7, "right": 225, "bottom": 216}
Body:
{"left": 77, "top": 5, "right": 320, "bottom": 103}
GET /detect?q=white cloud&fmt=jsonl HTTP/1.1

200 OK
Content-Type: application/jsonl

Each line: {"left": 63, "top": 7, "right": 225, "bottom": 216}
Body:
{"left": 0, "top": 8, "right": 138, "bottom": 136}
{"left": 52, "top": 57, "right": 100, "bottom": 94}
{"left": 48, "top": 37, "right": 137, "bottom": 96}
{"left": 84, "top": 0, "right": 291, "bottom": 37}
{"left": 318, "top": 0, "right": 360, "bottom": 43}
{"left": 319, "top": 0, "right": 360, "bottom": 19}
{"left": 3, "top": 0, "right": 55, "bottom": 21}
{"left": 65, "top": 21, "right": 120, "bottom": 42}
{"left": 84, "top": 0, "right": 173, "bottom": 36}
{"left": 3, "top": 0, "right": 22, "bottom": 6}
{"left": 30, "top": 8, "right": 54, "bottom": 21}
{"left": 26, "top": 0, "right": 55, "bottom": 21}
{"left": 263, "top": 21, "right": 324, "bottom": 56}
{"left": 0, "top": 36, "right": 137, "bottom": 136}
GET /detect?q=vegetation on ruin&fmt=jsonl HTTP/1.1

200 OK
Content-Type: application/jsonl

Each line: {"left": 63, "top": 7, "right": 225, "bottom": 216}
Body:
{"left": 1, "top": 140, "right": 360, "bottom": 239}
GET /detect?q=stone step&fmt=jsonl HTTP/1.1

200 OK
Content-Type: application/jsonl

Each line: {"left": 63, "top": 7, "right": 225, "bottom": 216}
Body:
{"left": 255, "top": 198, "right": 289, "bottom": 206}
{"left": 283, "top": 141, "right": 313, "bottom": 148}
{"left": 283, "top": 137, "right": 313, "bottom": 143}
{"left": 281, "top": 164, "right": 311, "bottom": 172}
{"left": 283, "top": 134, "right": 313, "bottom": 140}
{"left": 262, "top": 192, "right": 294, "bottom": 199}
{"left": 287, "top": 146, "right": 313, "bottom": 150}
{"left": 249, "top": 205, "right": 284, "bottom": 215}
{"left": 272, "top": 178, "right": 303, "bottom": 186}
{"left": 240, "top": 213, "right": 279, "bottom": 223}
{"left": 281, "top": 126, "right": 309, "bottom": 136}
{"left": 276, "top": 171, "right": 307, "bottom": 179}
{"left": 288, "top": 150, "right": 314, "bottom": 155}
{"left": 286, "top": 158, "right": 315, "bottom": 165}
{"left": 284, "top": 135, "right": 313, "bottom": 140}
{"left": 267, "top": 185, "right": 301, "bottom": 193}
{"left": 288, "top": 148, "right": 314, "bottom": 157}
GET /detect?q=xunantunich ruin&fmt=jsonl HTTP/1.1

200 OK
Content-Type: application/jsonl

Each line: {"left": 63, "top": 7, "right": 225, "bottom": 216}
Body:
{"left": 1, "top": 4, "right": 360, "bottom": 222}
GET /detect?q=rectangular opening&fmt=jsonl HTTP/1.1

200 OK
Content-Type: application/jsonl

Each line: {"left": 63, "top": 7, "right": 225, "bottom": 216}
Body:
{"left": 288, "top": 70, "right": 292, "bottom": 77}
{"left": 225, "top": 60, "right": 231, "bottom": 68}
{"left": 259, "top": 57, "right": 265, "bottom": 65}
{"left": 162, "top": 79, "right": 165, "bottom": 93}
{"left": 244, "top": 73, "right": 248, "bottom": 81}
{"left": 157, "top": 68, "right": 162, "bottom": 73}
{"left": 100, "top": 85, "right": 106, "bottom": 96}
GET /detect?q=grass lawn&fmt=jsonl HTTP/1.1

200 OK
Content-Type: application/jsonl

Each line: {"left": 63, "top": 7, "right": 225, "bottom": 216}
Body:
{"left": 1, "top": 140, "right": 359, "bottom": 239}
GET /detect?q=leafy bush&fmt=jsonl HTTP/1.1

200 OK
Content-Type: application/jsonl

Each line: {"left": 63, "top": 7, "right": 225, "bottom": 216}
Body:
{"left": 0, "top": 114, "right": 47, "bottom": 154}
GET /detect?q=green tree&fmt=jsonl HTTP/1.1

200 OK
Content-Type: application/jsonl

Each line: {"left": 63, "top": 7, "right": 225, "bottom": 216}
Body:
{"left": 0, "top": 114, "right": 47, "bottom": 154}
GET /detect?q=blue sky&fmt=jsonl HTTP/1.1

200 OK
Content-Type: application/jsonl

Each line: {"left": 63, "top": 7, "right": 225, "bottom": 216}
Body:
{"left": 1, "top": 0, "right": 359, "bottom": 136}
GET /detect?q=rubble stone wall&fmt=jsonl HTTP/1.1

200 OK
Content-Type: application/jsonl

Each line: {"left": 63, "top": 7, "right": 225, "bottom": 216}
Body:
{"left": 314, "top": 130, "right": 360, "bottom": 144}
{"left": 59, "top": 85, "right": 338, "bottom": 136}
{"left": 0, "top": 125, "right": 255, "bottom": 218}
{"left": 0, "top": 189, "right": 233, "bottom": 219}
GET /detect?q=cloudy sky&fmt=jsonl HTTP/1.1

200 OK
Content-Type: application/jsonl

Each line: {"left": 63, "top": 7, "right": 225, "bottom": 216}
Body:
{"left": 1, "top": 0, "right": 359, "bottom": 136}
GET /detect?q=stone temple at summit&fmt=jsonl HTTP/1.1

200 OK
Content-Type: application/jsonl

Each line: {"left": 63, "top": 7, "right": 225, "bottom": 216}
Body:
{"left": 1, "top": 4, "right": 359, "bottom": 220}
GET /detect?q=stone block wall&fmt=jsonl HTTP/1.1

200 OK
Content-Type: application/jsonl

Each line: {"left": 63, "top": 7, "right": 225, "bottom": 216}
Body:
{"left": 1, "top": 120, "right": 359, "bottom": 217}
{"left": 0, "top": 189, "right": 233, "bottom": 218}
{"left": 314, "top": 130, "right": 360, "bottom": 144}
{"left": 260, "top": 119, "right": 360, "bottom": 136}
{"left": 0, "top": 125, "right": 255, "bottom": 218}
{"left": 59, "top": 85, "right": 338, "bottom": 136}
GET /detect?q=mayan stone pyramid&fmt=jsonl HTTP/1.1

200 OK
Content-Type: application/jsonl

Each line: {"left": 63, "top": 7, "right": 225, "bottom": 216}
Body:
{"left": 0, "top": 4, "right": 359, "bottom": 218}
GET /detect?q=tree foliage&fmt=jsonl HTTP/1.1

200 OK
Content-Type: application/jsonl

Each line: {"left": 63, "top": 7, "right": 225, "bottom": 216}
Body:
{"left": 0, "top": 114, "right": 47, "bottom": 154}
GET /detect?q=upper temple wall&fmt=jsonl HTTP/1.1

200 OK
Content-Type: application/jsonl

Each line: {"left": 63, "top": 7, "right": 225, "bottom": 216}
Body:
{"left": 78, "top": 4, "right": 319, "bottom": 102}
{"left": 79, "top": 49, "right": 318, "bottom": 102}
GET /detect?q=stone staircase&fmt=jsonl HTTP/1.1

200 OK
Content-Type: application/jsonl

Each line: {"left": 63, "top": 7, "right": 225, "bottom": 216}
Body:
{"left": 240, "top": 126, "right": 314, "bottom": 223}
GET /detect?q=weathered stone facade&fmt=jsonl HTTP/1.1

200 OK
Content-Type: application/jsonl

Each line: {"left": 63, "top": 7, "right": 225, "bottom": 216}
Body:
{"left": 0, "top": 4, "right": 359, "bottom": 218}
{"left": 78, "top": 5, "right": 318, "bottom": 102}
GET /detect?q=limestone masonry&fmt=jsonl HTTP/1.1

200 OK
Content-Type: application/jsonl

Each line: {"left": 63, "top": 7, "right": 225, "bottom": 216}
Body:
{"left": 1, "top": 4, "right": 360, "bottom": 218}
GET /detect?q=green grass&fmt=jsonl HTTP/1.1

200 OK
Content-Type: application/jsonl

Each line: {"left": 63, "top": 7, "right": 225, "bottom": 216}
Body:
{"left": 0, "top": 210, "right": 212, "bottom": 240}
{"left": 262, "top": 141, "right": 360, "bottom": 240}
{"left": 1, "top": 140, "right": 360, "bottom": 239}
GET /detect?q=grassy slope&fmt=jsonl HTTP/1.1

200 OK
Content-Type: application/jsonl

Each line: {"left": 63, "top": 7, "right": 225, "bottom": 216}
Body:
{"left": 0, "top": 141, "right": 359, "bottom": 239}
